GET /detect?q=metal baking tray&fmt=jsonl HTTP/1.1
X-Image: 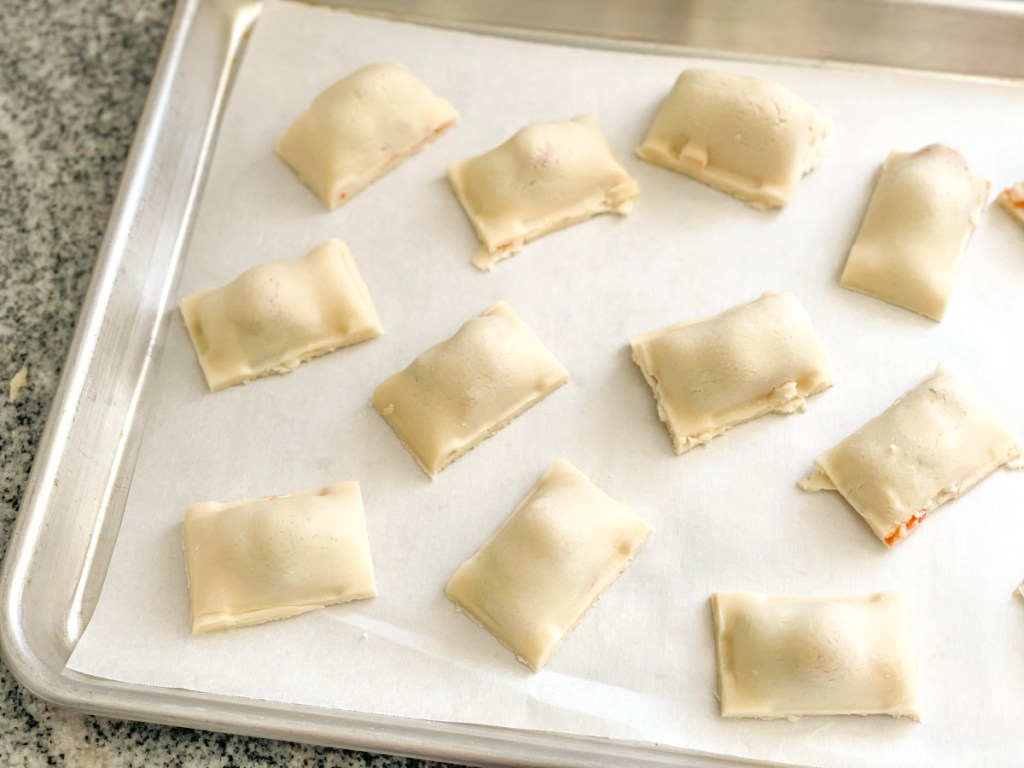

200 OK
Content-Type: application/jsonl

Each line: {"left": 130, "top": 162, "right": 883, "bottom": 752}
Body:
{"left": 3, "top": 1, "right": 1023, "bottom": 765}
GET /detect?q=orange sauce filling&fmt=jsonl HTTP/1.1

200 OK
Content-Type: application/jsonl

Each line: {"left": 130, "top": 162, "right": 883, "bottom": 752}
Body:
{"left": 885, "top": 513, "right": 926, "bottom": 547}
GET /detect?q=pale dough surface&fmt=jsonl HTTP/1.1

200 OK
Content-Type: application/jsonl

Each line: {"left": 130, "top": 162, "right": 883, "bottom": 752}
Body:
{"left": 277, "top": 62, "right": 458, "bottom": 209}
{"left": 183, "top": 482, "right": 377, "bottom": 633}
{"left": 447, "top": 115, "right": 639, "bottom": 270}
{"left": 712, "top": 592, "right": 920, "bottom": 719}
{"left": 371, "top": 301, "right": 569, "bottom": 477}
{"left": 801, "top": 366, "right": 1022, "bottom": 547}
{"left": 630, "top": 291, "right": 834, "bottom": 454}
{"left": 998, "top": 183, "right": 1024, "bottom": 229}
{"left": 840, "top": 144, "right": 989, "bottom": 321}
{"left": 636, "top": 68, "right": 829, "bottom": 210}
{"left": 446, "top": 459, "right": 652, "bottom": 671}
{"left": 179, "top": 239, "right": 382, "bottom": 391}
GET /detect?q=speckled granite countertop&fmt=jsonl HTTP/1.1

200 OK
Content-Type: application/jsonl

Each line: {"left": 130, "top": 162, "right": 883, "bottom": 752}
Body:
{"left": 0, "top": 2, "right": 461, "bottom": 765}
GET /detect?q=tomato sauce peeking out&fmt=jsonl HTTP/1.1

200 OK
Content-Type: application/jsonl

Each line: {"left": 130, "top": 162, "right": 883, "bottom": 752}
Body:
{"left": 885, "top": 513, "right": 927, "bottom": 547}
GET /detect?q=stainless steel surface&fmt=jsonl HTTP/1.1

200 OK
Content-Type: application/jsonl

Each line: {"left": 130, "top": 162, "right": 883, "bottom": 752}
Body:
{"left": 2, "top": 0, "right": 1023, "bottom": 766}
{"left": 326, "top": 0, "right": 1024, "bottom": 80}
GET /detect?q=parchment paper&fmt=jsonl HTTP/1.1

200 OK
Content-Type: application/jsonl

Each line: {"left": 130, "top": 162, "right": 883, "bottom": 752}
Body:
{"left": 67, "top": 3, "right": 1024, "bottom": 765}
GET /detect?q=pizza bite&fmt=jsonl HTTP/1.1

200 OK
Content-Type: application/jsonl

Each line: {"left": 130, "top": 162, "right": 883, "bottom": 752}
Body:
{"left": 997, "top": 182, "right": 1024, "bottom": 229}
{"left": 180, "top": 239, "right": 382, "bottom": 391}
{"left": 446, "top": 459, "right": 652, "bottom": 670}
{"left": 277, "top": 62, "right": 458, "bottom": 209}
{"left": 840, "top": 144, "right": 989, "bottom": 321}
{"left": 800, "top": 366, "right": 1021, "bottom": 547}
{"left": 447, "top": 115, "right": 639, "bottom": 270}
{"left": 372, "top": 302, "right": 568, "bottom": 477}
{"left": 183, "top": 482, "right": 377, "bottom": 633}
{"left": 712, "top": 592, "right": 920, "bottom": 719}
{"left": 630, "top": 291, "right": 834, "bottom": 454}
{"left": 636, "top": 68, "right": 829, "bottom": 209}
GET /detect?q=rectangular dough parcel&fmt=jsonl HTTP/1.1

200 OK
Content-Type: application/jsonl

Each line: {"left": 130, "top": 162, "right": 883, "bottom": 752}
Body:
{"left": 447, "top": 115, "right": 639, "bottom": 271}
{"left": 446, "top": 459, "right": 652, "bottom": 671}
{"left": 179, "top": 239, "right": 382, "bottom": 391}
{"left": 372, "top": 301, "right": 569, "bottom": 478}
{"left": 840, "top": 144, "right": 989, "bottom": 321}
{"left": 998, "top": 183, "right": 1024, "bottom": 229}
{"left": 183, "top": 482, "right": 377, "bottom": 634}
{"left": 630, "top": 291, "right": 835, "bottom": 454}
{"left": 636, "top": 68, "right": 829, "bottom": 210}
{"left": 800, "top": 366, "right": 1022, "bottom": 547}
{"left": 277, "top": 62, "right": 458, "bottom": 210}
{"left": 711, "top": 592, "right": 920, "bottom": 719}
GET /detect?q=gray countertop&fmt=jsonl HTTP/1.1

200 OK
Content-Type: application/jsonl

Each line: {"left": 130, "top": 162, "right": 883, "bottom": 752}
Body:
{"left": 0, "top": 2, "right": 459, "bottom": 765}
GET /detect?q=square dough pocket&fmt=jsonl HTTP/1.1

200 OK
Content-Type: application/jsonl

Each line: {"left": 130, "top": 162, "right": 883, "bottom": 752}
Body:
{"left": 447, "top": 115, "right": 639, "bottom": 271}
{"left": 998, "top": 182, "right": 1024, "bottom": 229}
{"left": 712, "top": 592, "right": 920, "bottom": 719}
{"left": 840, "top": 144, "right": 989, "bottom": 321}
{"left": 800, "top": 366, "right": 1022, "bottom": 547}
{"left": 276, "top": 62, "right": 458, "bottom": 210}
{"left": 372, "top": 301, "right": 568, "bottom": 478}
{"left": 179, "top": 239, "right": 382, "bottom": 391}
{"left": 183, "top": 482, "right": 377, "bottom": 633}
{"left": 446, "top": 459, "right": 652, "bottom": 671}
{"left": 636, "top": 68, "right": 830, "bottom": 210}
{"left": 630, "top": 291, "right": 835, "bottom": 454}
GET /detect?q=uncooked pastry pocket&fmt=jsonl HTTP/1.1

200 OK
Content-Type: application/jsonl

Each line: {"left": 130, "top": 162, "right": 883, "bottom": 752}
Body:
{"left": 840, "top": 144, "right": 989, "bottom": 321}
{"left": 446, "top": 459, "right": 652, "bottom": 670}
{"left": 183, "top": 482, "right": 377, "bottom": 633}
{"left": 277, "top": 62, "right": 458, "bottom": 209}
{"left": 712, "top": 592, "right": 920, "bottom": 719}
{"left": 998, "top": 182, "right": 1024, "bottom": 230}
{"left": 372, "top": 301, "right": 568, "bottom": 477}
{"left": 447, "top": 115, "right": 639, "bottom": 270}
{"left": 800, "top": 366, "right": 1021, "bottom": 547}
{"left": 636, "top": 68, "right": 829, "bottom": 209}
{"left": 630, "top": 291, "right": 834, "bottom": 454}
{"left": 179, "top": 239, "right": 382, "bottom": 391}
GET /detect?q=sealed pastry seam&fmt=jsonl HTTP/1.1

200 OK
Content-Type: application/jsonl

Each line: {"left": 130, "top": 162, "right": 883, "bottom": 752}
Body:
{"left": 447, "top": 115, "right": 639, "bottom": 270}
{"left": 182, "top": 482, "right": 377, "bottom": 633}
{"left": 840, "top": 144, "right": 989, "bottom": 321}
{"left": 276, "top": 62, "right": 458, "bottom": 209}
{"left": 445, "top": 459, "right": 652, "bottom": 670}
{"left": 636, "top": 68, "right": 830, "bottom": 209}
{"left": 711, "top": 592, "right": 921, "bottom": 719}
{"left": 800, "top": 366, "right": 1022, "bottom": 547}
{"left": 630, "top": 291, "right": 835, "bottom": 454}
{"left": 179, "top": 239, "right": 382, "bottom": 391}
{"left": 371, "top": 301, "right": 569, "bottom": 478}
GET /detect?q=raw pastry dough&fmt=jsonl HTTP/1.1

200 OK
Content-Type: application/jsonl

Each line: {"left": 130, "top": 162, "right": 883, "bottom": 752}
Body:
{"left": 180, "top": 239, "right": 382, "bottom": 391}
{"left": 840, "top": 144, "right": 989, "bottom": 321}
{"left": 372, "top": 302, "right": 568, "bottom": 477}
{"left": 277, "top": 62, "right": 458, "bottom": 209}
{"left": 446, "top": 459, "right": 651, "bottom": 671}
{"left": 447, "top": 115, "right": 639, "bottom": 270}
{"left": 998, "top": 182, "right": 1024, "bottom": 229}
{"left": 800, "top": 367, "right": 1022, "bottom": 547}
{"left": 8, "top": 365, "right": 27, "bottom": 403}
{"left": 636, "top": 68, "right": 829, "bottom": 210}
{"left": 630, "top": 291, "right": 834, "bottom": 454}
{"left": 183, "top": 482, "right": 377, "bottom": 633}
{"left": 711, "top": 592, "right": 920, "bottom": 719}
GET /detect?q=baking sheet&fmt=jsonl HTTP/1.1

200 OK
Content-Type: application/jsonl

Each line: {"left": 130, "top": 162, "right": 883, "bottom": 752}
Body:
{"left": 66, "top": 2, "right": 1024, "bottom": 765}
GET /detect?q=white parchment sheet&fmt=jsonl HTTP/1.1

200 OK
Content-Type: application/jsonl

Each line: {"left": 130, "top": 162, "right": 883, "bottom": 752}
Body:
{"left": 68, "top": 2, "right": 1024, "bottom": 765}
